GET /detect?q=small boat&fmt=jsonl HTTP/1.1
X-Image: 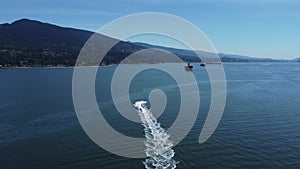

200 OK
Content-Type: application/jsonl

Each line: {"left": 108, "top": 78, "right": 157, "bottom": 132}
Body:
{"left": 200, "top": 62, "right": 206, "bottom": 67}
{"left": 185, "top": 62, "right": 193, "bottom": 71}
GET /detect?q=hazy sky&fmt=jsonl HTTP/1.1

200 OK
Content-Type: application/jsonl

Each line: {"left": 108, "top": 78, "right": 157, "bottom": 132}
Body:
{"left": 1, "top": 0, "right": 299, "bottom": 59}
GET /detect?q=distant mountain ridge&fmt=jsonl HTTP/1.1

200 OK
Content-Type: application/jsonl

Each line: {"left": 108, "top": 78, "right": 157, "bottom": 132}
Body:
{"left": 134, "top": 42, "right": 279, "bottom": 62}
{"left": 0, "top": 19, "right": 296, "bottom": 67}
{"left": 293, "top": 57, "right": 300, "bottom": 62}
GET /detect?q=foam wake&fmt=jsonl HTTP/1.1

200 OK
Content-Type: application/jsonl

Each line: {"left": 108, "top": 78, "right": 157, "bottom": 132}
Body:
{"left": 134, "top": 101, "right": 178, "bottom": 169}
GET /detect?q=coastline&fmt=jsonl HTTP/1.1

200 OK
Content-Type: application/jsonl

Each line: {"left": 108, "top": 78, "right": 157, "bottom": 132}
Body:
{"left": 0, "top": 61, "right": 298, "bottom": 69}
{"left": 0, "top": 64, "right": 113, "bottom": 69}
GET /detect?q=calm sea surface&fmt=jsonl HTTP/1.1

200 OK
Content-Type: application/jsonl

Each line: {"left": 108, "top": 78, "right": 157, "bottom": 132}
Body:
{"left": 0, "top": 63, "right": 299, "bottom": 169}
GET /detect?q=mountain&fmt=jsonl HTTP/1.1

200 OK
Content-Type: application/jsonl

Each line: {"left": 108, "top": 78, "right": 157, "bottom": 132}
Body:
{"left": 0, "top": 19, "right": 294, "bottom": 67}
{"left": 134, "top": 42, "right": 279, "bottom": 62}
{"left": 0, "top": 19, "right": 146, "bottom": 67}
{"left": 293, "top": 57, "right": 300, "bottom": 62}
{"left": 0, "top": 19, "right": 92, "bottom": 49}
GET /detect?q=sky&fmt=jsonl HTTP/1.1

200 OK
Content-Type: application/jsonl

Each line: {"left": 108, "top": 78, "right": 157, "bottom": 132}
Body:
{"left": 1, "top": 0, "right": 299, "bottom": 59}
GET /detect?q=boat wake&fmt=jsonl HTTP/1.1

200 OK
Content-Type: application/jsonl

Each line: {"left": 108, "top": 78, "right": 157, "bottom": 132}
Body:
{"left": 134, "top": 101, "right": 178, "bottom": 169}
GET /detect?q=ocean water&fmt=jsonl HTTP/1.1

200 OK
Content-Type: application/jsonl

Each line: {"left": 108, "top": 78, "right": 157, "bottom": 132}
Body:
{"left": 0, "top": 63, "right": 299, "bottom": 168}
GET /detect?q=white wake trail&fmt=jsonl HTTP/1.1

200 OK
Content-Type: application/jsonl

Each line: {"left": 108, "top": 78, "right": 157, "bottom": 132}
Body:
{"left": 134, "top": 101, "right": 178, "bottom": 169}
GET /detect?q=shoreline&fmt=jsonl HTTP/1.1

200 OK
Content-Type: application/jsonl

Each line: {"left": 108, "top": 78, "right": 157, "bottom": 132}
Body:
{"left": 0, "top": 64, "right": 113, "bottom": 69}
{"left": 0, "top": 61, "right": 298, "bottom": 69}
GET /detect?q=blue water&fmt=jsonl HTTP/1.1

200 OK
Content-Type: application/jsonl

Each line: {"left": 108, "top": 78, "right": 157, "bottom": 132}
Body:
{"left": 0, "top": 63, "right": 299, "bottom": 168}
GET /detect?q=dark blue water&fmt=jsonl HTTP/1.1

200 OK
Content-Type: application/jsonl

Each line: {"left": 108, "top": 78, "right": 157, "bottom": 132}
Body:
{"left": 0, "top": 63, "right": 299, "bottom": 168}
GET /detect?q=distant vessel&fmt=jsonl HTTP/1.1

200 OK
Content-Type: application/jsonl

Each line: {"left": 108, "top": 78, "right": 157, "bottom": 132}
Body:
{"left": 185, "top": 62, "right": 193, "bottom": 71}
{"left": 200, "top": 63, "right": 206, "bottom": 67}
{"left": 200, "top": 62, "right": 222, "bottom": 66}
